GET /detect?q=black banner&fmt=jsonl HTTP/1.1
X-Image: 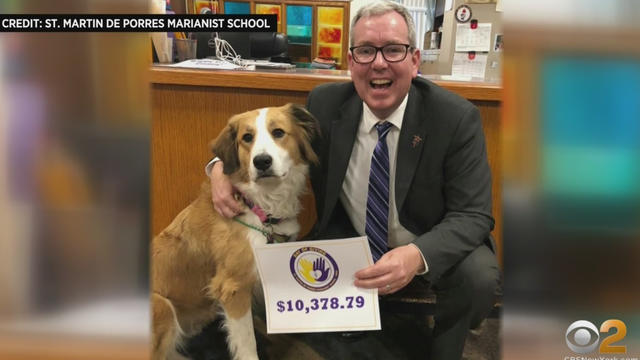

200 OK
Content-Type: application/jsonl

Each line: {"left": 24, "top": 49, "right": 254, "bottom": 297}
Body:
{"left": 0, "top": 14, "right": 277, "bottom": 32}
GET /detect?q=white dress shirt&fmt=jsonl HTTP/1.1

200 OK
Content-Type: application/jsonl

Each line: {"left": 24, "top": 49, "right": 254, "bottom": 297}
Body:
{"left": 340, "top": 95, "right": 428, "bottom": 273}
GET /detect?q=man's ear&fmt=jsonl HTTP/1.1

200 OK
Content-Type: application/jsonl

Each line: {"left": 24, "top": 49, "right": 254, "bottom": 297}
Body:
{"left": 210, "top": 117, "right": 240, "bottom": 175}
{"left": 347, "top": 50, "right": 354, "bottom": 71}
{"left": 286, "top": 103, "right": 320, "bottom": 165}
{"left": 410, "top": 47, "right": 420, "bottom": 77}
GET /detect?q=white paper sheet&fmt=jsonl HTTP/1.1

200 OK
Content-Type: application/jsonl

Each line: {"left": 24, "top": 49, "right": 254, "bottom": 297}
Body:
{"left": 451, "top": 52, "right": 488, "bottom": 79}
{"left": 253, "top": 236, "right": 381, "bottom": 334}
{"left": 166, "top": 58, "right": 245, "bottom": 70}
{"left": 455, "top": 23, "right": 492, "bottom": 52}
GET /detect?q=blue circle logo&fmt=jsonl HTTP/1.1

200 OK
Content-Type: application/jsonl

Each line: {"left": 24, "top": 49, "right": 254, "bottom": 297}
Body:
{"left": 289, "top": 247, "right": 339, "bottom": 292}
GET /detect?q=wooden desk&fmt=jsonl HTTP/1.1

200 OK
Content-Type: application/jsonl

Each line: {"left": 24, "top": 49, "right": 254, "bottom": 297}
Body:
{"left": 150, "top": 67, "right": 503, "bottom": 264}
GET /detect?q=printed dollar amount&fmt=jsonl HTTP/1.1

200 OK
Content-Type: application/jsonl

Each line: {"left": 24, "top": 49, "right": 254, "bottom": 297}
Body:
{"left": 276, "top": 296, "right": 365, "bottom": 314}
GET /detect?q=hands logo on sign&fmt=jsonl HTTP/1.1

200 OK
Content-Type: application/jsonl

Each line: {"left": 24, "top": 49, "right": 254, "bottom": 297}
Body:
{"left": 289, "top": 247, "right": 339, "bottom": 292}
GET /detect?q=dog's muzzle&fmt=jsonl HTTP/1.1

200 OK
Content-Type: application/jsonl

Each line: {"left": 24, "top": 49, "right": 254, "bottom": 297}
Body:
{"left": 253, "top": 154, "right": 272, "bottom": 171}
{"left": 253, "top": 154, "right": 275, "bottom": 178}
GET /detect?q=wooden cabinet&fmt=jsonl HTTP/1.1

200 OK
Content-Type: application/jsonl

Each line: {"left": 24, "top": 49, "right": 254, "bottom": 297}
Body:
{"left": 188, "top": 0, "right": 351, "bottom": 69}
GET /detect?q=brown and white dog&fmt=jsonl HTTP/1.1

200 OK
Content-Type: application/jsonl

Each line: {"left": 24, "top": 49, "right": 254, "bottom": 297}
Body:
{"left": 151, "top": 103, "right": 319, "bottom": 360}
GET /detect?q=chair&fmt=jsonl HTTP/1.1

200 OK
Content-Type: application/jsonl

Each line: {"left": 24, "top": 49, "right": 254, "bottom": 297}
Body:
{"left": 249, "top": 32, "right": 288, "bottom": 60}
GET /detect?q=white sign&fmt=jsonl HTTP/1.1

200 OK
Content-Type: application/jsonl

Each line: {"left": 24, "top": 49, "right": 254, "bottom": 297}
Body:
{"left": 452, "top": 52, "right": 488, "bottom": 79}
{"left": 252, "top": 236, "right": 381, "bottom": 334}
{"left": 455, "top": 23, "right": 492, "bottom": 52}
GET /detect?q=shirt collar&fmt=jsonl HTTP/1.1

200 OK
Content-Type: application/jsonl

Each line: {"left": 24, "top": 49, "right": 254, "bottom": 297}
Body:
{"left": 362, "top": 93, "right": 409, "bottom": 132}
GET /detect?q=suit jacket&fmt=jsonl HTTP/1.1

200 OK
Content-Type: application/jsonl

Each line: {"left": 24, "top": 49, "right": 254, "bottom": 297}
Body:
{"left": 306, "top": 76, "right": 495, "bottom": 283}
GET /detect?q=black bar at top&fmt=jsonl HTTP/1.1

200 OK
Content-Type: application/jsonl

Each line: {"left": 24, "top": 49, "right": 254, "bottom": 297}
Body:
{"left": 0, "top": 14, "right": 277, "bottom": 32}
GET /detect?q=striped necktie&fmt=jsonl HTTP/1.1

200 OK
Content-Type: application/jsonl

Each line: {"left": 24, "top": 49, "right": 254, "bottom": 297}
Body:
{"left": 365, "top": 121, "right": 393, "bottom": 262}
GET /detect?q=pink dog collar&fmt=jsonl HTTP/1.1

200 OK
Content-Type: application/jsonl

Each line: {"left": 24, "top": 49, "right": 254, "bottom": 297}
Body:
{"left": 240, "top": 194, "right": 282, "bottom": 225}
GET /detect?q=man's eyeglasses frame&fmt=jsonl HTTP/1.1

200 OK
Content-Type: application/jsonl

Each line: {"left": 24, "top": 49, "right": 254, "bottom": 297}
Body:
{"left": 349, "top": 44, "right": 413, "bottom": 64}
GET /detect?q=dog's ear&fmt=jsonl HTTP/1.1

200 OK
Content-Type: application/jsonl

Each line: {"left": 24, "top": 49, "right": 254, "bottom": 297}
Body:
{"left": 210, "top": 117, "right": 240, "bottom": 175}
{"left": 287, "top": 103, "right": 320, "bottom": 165}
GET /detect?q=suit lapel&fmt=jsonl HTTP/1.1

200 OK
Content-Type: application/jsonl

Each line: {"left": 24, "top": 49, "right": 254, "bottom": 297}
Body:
{"left": 319, "top": 93, "right": 362, "bottom": 229}
{"left": 396, "top": 84, "right": 428, "bottom": 212}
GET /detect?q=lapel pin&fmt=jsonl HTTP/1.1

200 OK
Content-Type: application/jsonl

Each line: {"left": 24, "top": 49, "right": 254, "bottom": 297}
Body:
{"left": 412, "top": 135, "right": 423, "bottom": 148}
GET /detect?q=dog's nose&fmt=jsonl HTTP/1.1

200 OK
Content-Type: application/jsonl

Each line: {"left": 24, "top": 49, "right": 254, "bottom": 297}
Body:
{"left": 253, "top": 154, "right": 272, "bottom": 171}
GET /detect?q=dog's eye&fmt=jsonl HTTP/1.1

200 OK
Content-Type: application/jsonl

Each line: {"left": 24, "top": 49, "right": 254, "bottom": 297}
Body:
{"left": 272, "top": 128, "right": 285, "bottom": 139}
{"left": 242, "top": 133, "right": 253, "bottom": 143}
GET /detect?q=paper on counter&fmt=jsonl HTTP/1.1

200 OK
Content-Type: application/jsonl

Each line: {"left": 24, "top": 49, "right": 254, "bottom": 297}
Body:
{"left": 167, "top": 58, "right": 245, "bottom": 70}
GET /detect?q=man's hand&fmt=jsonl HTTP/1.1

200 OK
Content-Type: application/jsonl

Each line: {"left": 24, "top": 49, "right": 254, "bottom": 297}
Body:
{"left": 354, "top": 244, "right": 425, "bottom": 295}
{"left": 210, "top": 161, "right": 243, "bottom": 218}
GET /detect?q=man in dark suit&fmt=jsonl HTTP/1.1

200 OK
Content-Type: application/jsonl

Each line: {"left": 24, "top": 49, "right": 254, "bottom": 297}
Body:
{"left": 210, "top": 1, "right": 499, "bottom": 358}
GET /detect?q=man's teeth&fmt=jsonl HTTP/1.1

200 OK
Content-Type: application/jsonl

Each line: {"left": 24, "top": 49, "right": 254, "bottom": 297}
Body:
{"left": 371, "top": 79, "right": 392, "bottom": 88}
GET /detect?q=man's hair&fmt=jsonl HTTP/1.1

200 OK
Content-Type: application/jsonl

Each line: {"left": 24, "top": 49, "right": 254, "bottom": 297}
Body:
{"left": 349, "top": 0, "right": 416, "bottom": 48}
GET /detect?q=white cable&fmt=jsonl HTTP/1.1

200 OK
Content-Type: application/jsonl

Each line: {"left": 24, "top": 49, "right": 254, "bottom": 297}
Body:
{"left": 213, "top": 33, "right": 245, "bottom": 66}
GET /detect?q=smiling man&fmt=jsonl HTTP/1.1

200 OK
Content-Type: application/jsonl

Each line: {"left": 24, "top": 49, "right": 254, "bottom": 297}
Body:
{"left": 210, "top": 1, "right": 499, "bottom": 359}
{"left": 347, "top": 10, "right": 419, "bottom": 120}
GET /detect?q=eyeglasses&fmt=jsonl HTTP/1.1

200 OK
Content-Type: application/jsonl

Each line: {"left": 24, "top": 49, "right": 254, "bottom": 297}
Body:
{"left": 349, "top": 44, "right": 412, "bottom": 64}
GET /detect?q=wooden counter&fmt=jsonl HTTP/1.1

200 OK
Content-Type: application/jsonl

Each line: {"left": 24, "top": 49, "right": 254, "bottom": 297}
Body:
{"left": 150, "top": 66, "right": 503, "bottom": 263}
{"left": 150, "top": 66, "right": 502, "bottom": 100}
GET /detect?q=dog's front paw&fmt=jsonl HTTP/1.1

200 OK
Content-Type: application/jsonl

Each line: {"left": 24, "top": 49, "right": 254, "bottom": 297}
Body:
{"left": 208, "top": 277, "right": 240, "bottom": 303}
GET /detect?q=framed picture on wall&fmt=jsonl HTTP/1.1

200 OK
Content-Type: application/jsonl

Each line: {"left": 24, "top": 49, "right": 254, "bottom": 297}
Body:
{"left": 186, "top": 0, "right": 219, "bottom": 14}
